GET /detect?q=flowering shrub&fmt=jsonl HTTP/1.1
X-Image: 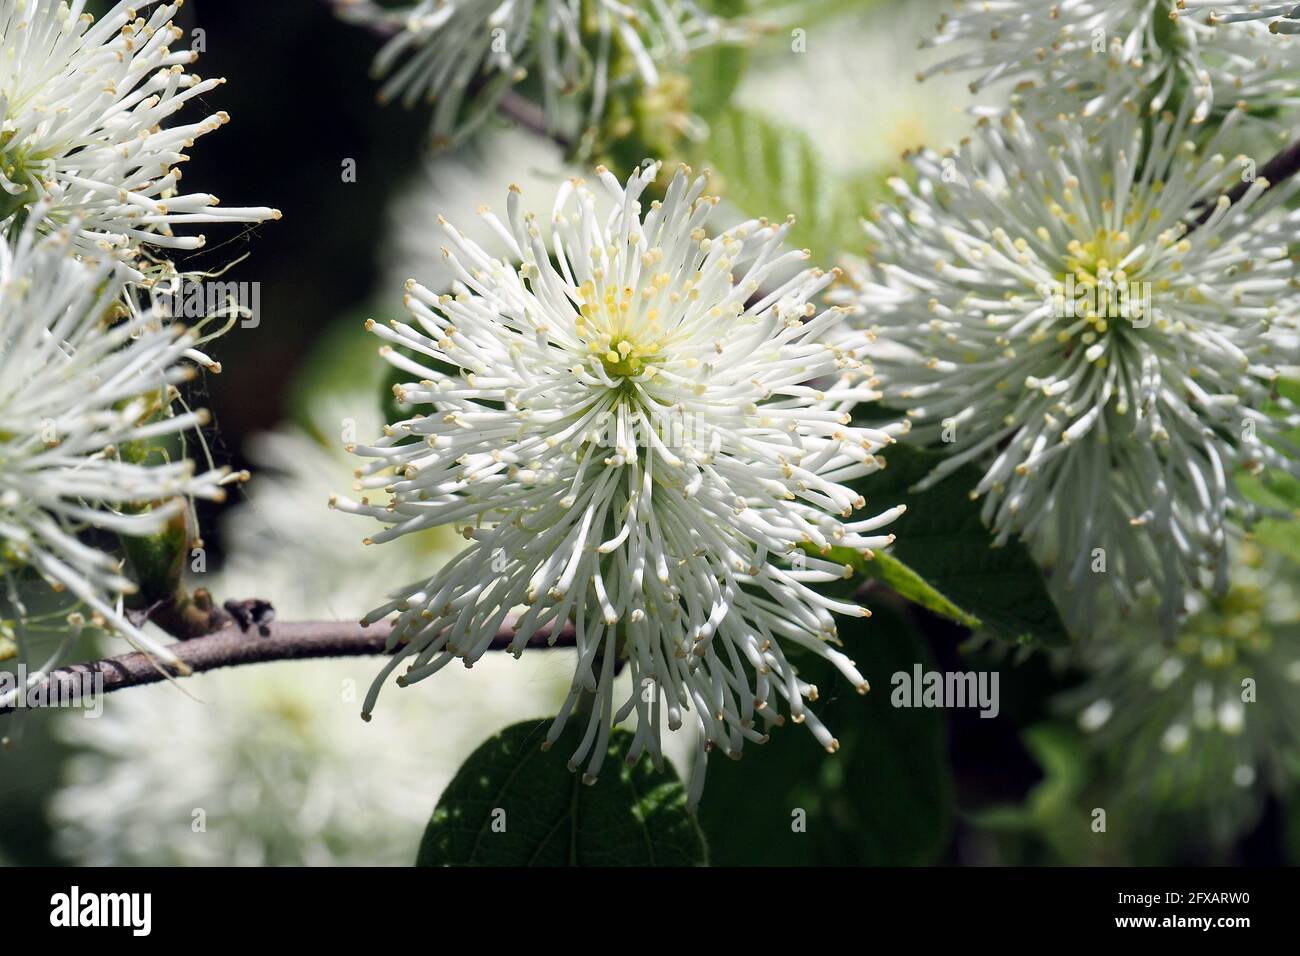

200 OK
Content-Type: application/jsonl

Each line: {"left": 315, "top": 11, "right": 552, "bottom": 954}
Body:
{"left": 0, "top": 0, "right": 1296, "bottom": 869}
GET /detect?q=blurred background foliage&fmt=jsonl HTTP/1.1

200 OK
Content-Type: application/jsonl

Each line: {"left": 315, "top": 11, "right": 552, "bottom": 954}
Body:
{"left": 1, "top": 0, "right": 1297, "bottom": 866}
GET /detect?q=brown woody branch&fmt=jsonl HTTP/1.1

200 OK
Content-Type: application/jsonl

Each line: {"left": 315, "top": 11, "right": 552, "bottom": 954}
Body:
{"left": 1, "top": 616, "right": 576, "bottom": 716}
{"left": 320, "top": 0, "right": 559, "bottom": 142}
{"left": 1192, "top": 131, "right": 1300, "bottom": 227}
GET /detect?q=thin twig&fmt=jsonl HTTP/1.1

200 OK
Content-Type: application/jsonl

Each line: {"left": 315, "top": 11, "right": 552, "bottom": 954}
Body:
{"left": 0, "top": 619, "right": 577, "bottom": 716}
{"left": 320, "top": 0, "right": 564, "bottom": 144}
{"left": 496, "top": 89, "right": 563, "bottom": 143}
{"left": 1192, "top": 131, "right": 1300, "bottom": 227}
{"left": 322, "top": 0, "right": 394, "bottom": 37}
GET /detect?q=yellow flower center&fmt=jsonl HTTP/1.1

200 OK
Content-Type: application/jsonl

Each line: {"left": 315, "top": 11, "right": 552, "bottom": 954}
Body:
{"left": 574, "top": 279, "right": 670, "bottom": 381}
{"left": 1064, "top": 228, "right": 1133, "bottom": 287}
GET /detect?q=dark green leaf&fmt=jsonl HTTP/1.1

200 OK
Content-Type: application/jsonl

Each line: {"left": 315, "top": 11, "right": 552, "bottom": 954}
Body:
{"left": 696, "top": 603, "right": 953, "bottom": 864}
{"left": 850, "top": 443, "right": 1069, "bottom": 645}
{"left": 1237, "top": 377, "right": 1300, "bottom": 561}
{"left": 694, "top": 107, "right": 884, "bottom": 261}
{"left": 417, "top": 719, "right": 707, "bottom": 866}
{"left": 688, "top": 0, "right": 751, "bottom": 119}
{"left": 817, "top": 545, "right": 978, "bottom": 630}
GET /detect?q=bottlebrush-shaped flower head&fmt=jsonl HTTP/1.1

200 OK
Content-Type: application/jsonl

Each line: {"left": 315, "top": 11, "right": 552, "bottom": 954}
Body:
{"left": 0, "top": 213, "right": 227, "bottom": 683}
{"left": 840, "top": 101, "right": 1300, "bottom": 634}
{"left": 1063, "top": 543, "right": 1300, "bottom": 846}
{"left": 335, "top": 0, "right": 733, "bottom": 146}
{"left": 334, "top": 162, "right": 906, "bottom": 806}
{"left": 922, "top": 0, "right": 1300, "bottom": 125}
{"left": 0, "top": 0, "right": 279, "bottom": 264}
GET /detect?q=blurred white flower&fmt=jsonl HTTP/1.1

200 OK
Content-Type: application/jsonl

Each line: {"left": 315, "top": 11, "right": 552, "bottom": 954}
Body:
{"left": 734, "top": 1, "right": 975, "bottom": 175}
{"left": 0, "top": 216, "right": 226, "bottom": 681}
{"left": 1180, "top": 2, "right": 1300, "bottom": 32}
{"left": 380, "top": 128, "right": 577, "bottom": 301}
{"left": 46, "top": 386, "right": 566, "bottom": 867}
{"left": 50, "top": 653, "right": 569, "bottom": 866}
{"left": 48, "top": 384, "right": 691, "bottom": 867}
{"left": 1061, "top": 543, "right": 1300, "bottom": 844}
{"left": 335, "top": 162, "right": 905, "bottom": 806}
{"left": 214, "top": 387, "right": 463, "bottom": 621}
{"left": 335, "top": 0, "right": 731, "bottom": 144}
{"left": 922, "top": 0, "right": 1300, "bottom": 125}
{"left": 0, "top": 0, "right": 279, "bottom": 262}
{"left": 842, "top": 101, "right": 1300, "bottom": 633}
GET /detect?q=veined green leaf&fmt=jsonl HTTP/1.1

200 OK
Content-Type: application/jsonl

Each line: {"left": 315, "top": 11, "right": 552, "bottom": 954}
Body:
{"left": 844, "top": 443, "right": 1069, "bottom": 645}
{"left": 697, "top": 603, "right": 953, "bottom": 865}
{"left": 417, "top": 719, "right": 707, "bottom": 866}
{"left": 693, "top": 106, "right": 884, "bottom": 261}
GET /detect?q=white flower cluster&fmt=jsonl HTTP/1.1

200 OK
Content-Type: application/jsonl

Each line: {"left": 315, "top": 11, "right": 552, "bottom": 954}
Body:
{"left": 0, "top": 1, "right": 275, "bottom": 666}
{"left": 336, "top": 162, "right": 904, "bottom": 804}
{"left": 50, "top": 654, "right": 570, "bottom": 865}
{"left": 1064, "top": 544, "right": 1300, "bottom": 844}
{"left": 1179, "top": 2, "right": 1300, "bottom": 33}
{"left": 0, "top": 219, "right": 228, "bottom": 683}
{"left": 843, "top": 99, "right": 1300, "bottom": 631}
{"left": 48, "top": 391, "right": 575, "bottom": 866}
{"left": 0, "top": 0, "right": 279, "bottom": 263}
{"left": 334, "top": 0, "right": 731, "bottom": 144}
{"left": 921, "top": 0, "right": 1300, "bottom": 125}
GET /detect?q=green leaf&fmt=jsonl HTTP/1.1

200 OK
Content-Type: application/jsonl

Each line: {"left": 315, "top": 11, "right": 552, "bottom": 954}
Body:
{"left": 1237, "top": 377, "right": 1300, "bottom": 562}
{"left": 689, "top": 0, "right": 751, "bottom": 119}
{"left": 851, "top": 443, "right": 1069, "bottom": 645}
{"left": 747, "top": 0, "right": 888, "bottom": 31}
{"left": 1250, "top": 518, "right": 1300, "bottom": 566}
{"left": 696, "top": 603, "right": 953, "bottom": 865}
{"left": 693, "top": 107, "right": 884, "bottom": 261}
{"left": 964, "top": 723, "right": 1119, "bottom": 865}
{"left": 819, "top": 546, "right": 979, "bottom": 630}
{"left": 417, "top": 719, "right": 707, "bottom": 866}
{"left": 1239, "top": 471, "right": 1300, "bottom": 513}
